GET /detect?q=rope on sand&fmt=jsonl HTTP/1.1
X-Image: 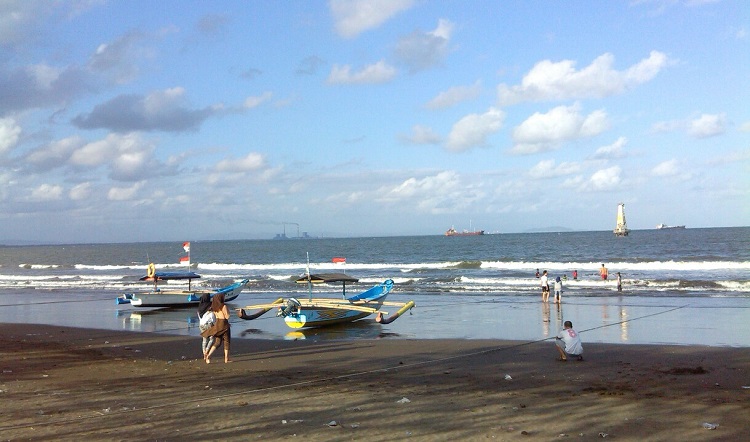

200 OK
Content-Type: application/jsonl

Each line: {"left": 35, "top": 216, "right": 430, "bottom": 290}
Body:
{"left": 0, "top": 304, "right": 690, "bottom": 432}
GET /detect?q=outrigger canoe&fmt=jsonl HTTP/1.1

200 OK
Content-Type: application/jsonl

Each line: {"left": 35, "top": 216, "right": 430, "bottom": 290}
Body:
{"left": 116, "top": 270, "right": 249, "bottom": 308}
{"left": 237, "top": 273, "right": 415, "bottom": 329}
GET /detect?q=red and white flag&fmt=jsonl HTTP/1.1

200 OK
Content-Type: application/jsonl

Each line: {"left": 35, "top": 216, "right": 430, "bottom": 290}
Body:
{"left": 182, "top": 242, "right": 190, "bottom": 252}
{"left": 179, "top": 255, "right": 190, "bottom": 266}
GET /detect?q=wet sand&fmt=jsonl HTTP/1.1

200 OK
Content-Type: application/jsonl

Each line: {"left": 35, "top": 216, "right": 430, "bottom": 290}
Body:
{"left": 1, "top": 323, "right": 748, "bottom": 441}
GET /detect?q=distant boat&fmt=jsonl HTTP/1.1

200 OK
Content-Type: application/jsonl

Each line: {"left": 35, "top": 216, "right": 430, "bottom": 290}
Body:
{"left": 656, "top": 223, "right": 686, "bottom": 230}
{"left": 613, "top": 203, "right": 630, "bottom": 237}
{"left": 445, "top": 226, "right": 485, "bottom": 236}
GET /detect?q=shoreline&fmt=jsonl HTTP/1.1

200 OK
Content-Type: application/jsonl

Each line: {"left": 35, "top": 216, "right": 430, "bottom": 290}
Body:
{"left": 2, "top": 292, "right": 749, "bottom": 346}
{"left": 2, "top": 323, "right": 748, "bottom": 441}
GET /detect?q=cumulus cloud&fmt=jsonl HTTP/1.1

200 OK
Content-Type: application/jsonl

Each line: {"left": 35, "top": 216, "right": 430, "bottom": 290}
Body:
{"left": 24, "top": 136, "right": 85, "bottom": 171}
{"left": 688, "top": 113, "right": 726, "bottom": 138}
{"left": 214, "top": 152, "right": 266, "bottom": 173}
{"left": 651, "top": 158, "right": 694, "bottom": 180}
{"left": 107, "top": 182, "right": 144, "bottom": 201}
{"left": 68, "top": 133, "right": 163, "bottom": 181}
{"left": 583, "top": 166, "right": 622, "bottom": 191}
{"left": 445, "top": 107, "right": 505, "bottom": 152}
{"left": 376, "top": 170, "right": 483, "bottom": 213}
{"left": 395, "top": 19, "right": 454, "bottom": 72}
{"left": 330, "top": 0, "right": 415, "bottom": 38}
{"left": 400, "top": 125, "right": 442, "bottom": 145}
{"left": 327, "top": 60, "right": 397, "bottom": 84}
{"left": 510, "top": 104, "right": 610, "bottom": 154}
{"left": 425, "top": 81, "right": 482, "bottom": 110}
{"left": 0, "top": 117, "right": 21, "bottom": 155}
{"left": 72, "top": 87, "right": 219, "bottom": 132}
{"left": 498, "top": 51, "right": 672, "bottom": 105}
{"left": 0, "top": 63, "right": 96, "bottom": 114}
{"left": 592, "top": 137, "right": 628, "bottom": 159}
{"left": 30, "top": 183, "right": 63, "bottom": 202}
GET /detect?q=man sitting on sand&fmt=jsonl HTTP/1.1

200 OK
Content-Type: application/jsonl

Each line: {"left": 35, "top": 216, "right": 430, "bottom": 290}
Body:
{"left": 555, "top": 320, "right": 583, "bottom": 361}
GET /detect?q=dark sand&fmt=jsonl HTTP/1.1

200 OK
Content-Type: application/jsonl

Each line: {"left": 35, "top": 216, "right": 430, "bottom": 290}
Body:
{"left": 1, "top": 324, "right": 748, "bottom": 441}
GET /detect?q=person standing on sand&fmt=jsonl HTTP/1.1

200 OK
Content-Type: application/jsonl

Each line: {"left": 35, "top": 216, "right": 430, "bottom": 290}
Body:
{"left": 599, "top": 264, "right": 608, "bottom": 280}
{"left": 540, "top": 270, "right": 550, "bottom": 302}
{"left": 555, "top": 320, "right": 583, "bottom": 361}
{"left": 554, "top": 276, "right": 563, "bottom": 303}
{"left": 202, "top": 293, "right": 232, "bottom": 364}
{"left": 197, "top": 293, "right": 215, "bottom": 359}
{"left": 617, "top": 272, "right": 622, "bottom": 292}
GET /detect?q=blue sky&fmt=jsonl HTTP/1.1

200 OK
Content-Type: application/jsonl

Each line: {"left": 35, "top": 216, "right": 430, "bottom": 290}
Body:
{"left": 0, "top": 0, "right": 748, "bottom": 243}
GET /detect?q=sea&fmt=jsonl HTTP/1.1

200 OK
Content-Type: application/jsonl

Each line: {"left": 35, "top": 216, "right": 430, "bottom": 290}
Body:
{"left": 1, "top": 227, "right": 748, "bottom": 347}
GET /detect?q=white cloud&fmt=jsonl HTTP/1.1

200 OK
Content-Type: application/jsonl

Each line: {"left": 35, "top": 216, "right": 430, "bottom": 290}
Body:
{"left": 401, "top": 125, "right": 442, "bottom": 145}
{"left": 30, "top": 183, "right": 63, "bottom": 201}
{"left": 425, "top": 80, "right": 481, "bottom": 110}
{"left": 739, "top": 121, "right": 750, "bottom": 132}
{"left": 214, "top": 152, "right": 266, "bottom": 172}
{"left": 592, "top": 137, "right": 628, "bottom": 159}
{"left": 688, "top": 113, "right": 726, "bottom": 138}
{"left": 0, "top": 117, "right": 21, "bottom": 155}
{"left": 88, "top": 31, "right": 153, "bottom": 84}
{"left": 510, "top": 104, "right": 610, "bottom": 154}
{"left": 244, "top": 92, "right": 273, "bottom": 108}
{"left": 375, "top": 170, "right": 484, "bottom": 214}
{"left": 327, "top": 60, "right": 397, "bottom": 85}
{"left": 69, "top": 133, "right": 158, "bottom": 181}
{"left": 69, "top": 182, "right": 92, "bottom": 201}
{"left": 72, "top": 87, "right": 218, "bottom": 132}
{"left": 445, "top": 107, "right": 505, "bottom": 152}
{"left": 329, "top": 0, "right": 415, "bottom": 38}
{"left": 107, "top": 182, "right": 144, "bottom": 201}
{"left": 498, "top": 51, "right": 671, "bottom": 105}
{"left": 25, "top": 136, "right": 84, "bottom": 170}
{"left": 395, "top": 19, "right": 454, "bottom": 72}
{"left": 583, "top": 166, "right": 622, "bottom": 191}
{"left": 651, "top": 159, "right": 679, "bottom": 177}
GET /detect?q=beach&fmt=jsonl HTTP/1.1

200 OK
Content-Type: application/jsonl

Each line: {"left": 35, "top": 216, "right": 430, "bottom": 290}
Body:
{"left": 2, "top": 323, "right": 748, "bottom": 441}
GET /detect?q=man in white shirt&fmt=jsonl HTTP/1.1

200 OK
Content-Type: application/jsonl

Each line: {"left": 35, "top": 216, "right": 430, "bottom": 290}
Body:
{"left": 555, "top": 320, "right": 583, "bottom": 361}
{"left": 540, "top": 270, "right": 550, "bottom": 302}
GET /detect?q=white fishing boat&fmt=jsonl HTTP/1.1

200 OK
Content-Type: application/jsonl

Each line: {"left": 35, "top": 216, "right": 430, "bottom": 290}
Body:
{"left": 115, "top": 242, "right": 248, "bottom": 307}
{"left": 116, "top": 270, "right": 249, "bottom": 307}
{"left": 613, "top": 203, "right": 630, "bottom": 237}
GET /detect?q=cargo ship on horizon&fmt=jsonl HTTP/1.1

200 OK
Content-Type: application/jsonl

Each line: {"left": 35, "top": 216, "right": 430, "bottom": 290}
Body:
{"left": 445, "top": 226, "right": 485, "bottom": 236}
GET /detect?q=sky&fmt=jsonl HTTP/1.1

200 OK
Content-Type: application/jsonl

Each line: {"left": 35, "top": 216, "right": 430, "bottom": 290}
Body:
{"left": 0, "top": 0, "right": 748, "bottom": 243}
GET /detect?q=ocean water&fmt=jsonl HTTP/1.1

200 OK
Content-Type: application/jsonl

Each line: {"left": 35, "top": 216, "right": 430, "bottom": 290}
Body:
{"left": 0, "top": 227, "right": 748, "bottom": 346}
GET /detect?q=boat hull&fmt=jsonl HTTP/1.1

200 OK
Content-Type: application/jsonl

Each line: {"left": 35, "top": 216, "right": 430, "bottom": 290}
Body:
{"left": 284, "top": 307, "right": 375, "bottom": 328}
